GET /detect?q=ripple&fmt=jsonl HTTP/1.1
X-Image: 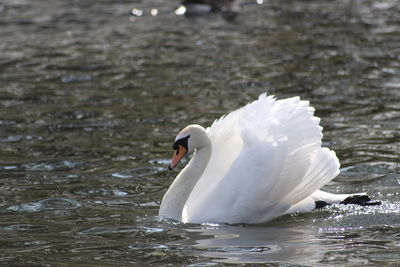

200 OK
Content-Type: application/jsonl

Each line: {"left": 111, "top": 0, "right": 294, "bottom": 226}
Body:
{"left": 0, "top": 135, "right": 23, "bottom": 143}
{"left": 6, "top": 202, "right": 43, "bottom": 212}
{"left": 22, "top": 240, "right": 50, "bottom": 246}
{"left": 61, "top": 75, "right": 92, "bottom": 83}
{"left": 79, "top": 226, "right": 164, "bottom": 235}
{"left": 6, "top": 160, "right": 81, "bottom": 172}
{"left": 79, "top": 226, "right": 139, "bottom": 235}
{"left": 50, "top": 110, "right": 100, "bottom": 120}
{"left": 140, "top": 226, "right": 165, "bottom": 233}
{"left": 191, "top": 245, "right": 281, "bottom": 264}
{"left": 188, "top": 263, "right": 219, "bottom": 267}
{"left": 149, "top": 158, "right": 170, "bottom": 165}
{"left": 128, "top": 243, "right": 170, "bottom": 250}
{"left": 0, "top": 120, "right": 17, "bottom": 125}
{"left": 197, "top": 246, "right": 274, "bottom": 253}
{"left": 1, "top": 224, "right": 48, "bottom": 231}
{"left": 71, "top": 187, "right": 128, "bottom": 197}
{"left": 1, "top": 165, "right": 18, "bottom": 170}
{"left": 383, "top": 82, "right": 400, "bottom": 88}
{"left": 91, "top": 199, "right": 136, "bottom": 206}
{"left": 337, "top": 163, "right": 395, "bottom": 183}
{"left": 112, "top": 166, "right": 164, "bottom": 179}
{"left": 138, "top": 201, "right": 159, "bottom": 207}
{"left": 49, "top": 121, "right": 114, "bottom": 131}
{"left": 7, "top": 198, "right": 80, "bottom": 212}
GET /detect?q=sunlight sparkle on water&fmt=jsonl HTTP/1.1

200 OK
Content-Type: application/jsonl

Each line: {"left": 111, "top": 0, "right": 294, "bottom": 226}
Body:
{"left": 150, "top": 9, "right": 158, "bottom": 16}
{"left": 131, "top": 8, "right": 143, "bottom": 16}
{"left": 175, "top": 5, "right": 186, "bottom": 16}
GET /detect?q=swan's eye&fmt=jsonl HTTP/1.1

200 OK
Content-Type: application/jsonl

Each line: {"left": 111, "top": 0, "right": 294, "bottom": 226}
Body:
{"left": 173, "top": 142, "right": 179, "bottom": 150}
{"left": 172, "top": 135, "right": 190, "bottom": 151}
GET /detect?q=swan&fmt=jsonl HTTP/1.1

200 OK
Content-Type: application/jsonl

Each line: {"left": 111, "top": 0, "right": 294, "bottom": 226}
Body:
{"left": 159, "top": 93, "right": 378, "bottom": 224}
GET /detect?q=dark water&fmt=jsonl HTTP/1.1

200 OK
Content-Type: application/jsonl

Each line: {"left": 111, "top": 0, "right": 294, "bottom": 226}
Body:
{"left": 1, "top": 0, "right": 399, "bottom": 265}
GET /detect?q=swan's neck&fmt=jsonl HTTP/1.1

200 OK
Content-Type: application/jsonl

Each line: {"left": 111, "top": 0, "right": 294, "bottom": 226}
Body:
{"left": 159, "top": 143, "right": 211, "bottom": 221}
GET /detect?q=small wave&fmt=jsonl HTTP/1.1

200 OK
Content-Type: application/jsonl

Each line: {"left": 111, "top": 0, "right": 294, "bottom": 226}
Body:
{"left": 1, "top": 160, "right": 81, "bottom": 172}
{"left": 1, "top": 224, "right": 49, "bottom": 231}
{"left": 112, "top": 166, "right": 164, "bottom": 179}
{"left": 7, "top": 198, "right": 81, "bottom": 212}
{"left": 79, "top": 226, "right": 164, "bottom": 235}
{"left": 71, "top": 187, "right": 128, "bottom": 197}
{"left": 61, "top": 75, "right": 92, "bottom": 83}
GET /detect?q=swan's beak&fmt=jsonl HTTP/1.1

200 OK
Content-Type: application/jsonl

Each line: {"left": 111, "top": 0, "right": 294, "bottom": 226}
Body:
{"left": 168, "top": 145, "right": 187, "bottom": 170}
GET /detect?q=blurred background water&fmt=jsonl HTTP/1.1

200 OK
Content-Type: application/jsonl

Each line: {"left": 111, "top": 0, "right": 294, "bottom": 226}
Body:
{"left": 0, "top": 0, "right": 399, "bottom": 266}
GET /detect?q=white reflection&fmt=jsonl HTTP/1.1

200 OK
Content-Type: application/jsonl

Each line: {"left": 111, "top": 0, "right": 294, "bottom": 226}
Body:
{"left": 131, "top": 8, "right": 143, "bottom": 16}
{"left": 150, "top": 9, "right": 158, "bottom": 16}
{"left": 175, "top": 5, "right": 187, "bottom": 16}
{"left": 257, "top": 0, "right": 264, "bottom": 4}
{"left": 170, "top": 222, "right": 323, "bottom": 264}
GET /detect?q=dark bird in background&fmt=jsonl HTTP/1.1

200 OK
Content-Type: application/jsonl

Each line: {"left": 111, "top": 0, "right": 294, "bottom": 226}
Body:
{"left": 179, "top": 0, "right": 239, "bottom": 17}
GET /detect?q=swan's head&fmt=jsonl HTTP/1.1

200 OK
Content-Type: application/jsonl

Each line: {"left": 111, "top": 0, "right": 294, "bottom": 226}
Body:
{"left": 168, "top": 124, "right": 208, "bottom": 170}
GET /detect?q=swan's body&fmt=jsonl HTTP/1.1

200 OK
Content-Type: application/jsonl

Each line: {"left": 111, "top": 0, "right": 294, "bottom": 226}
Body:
{"left": 159, "top": 94, "right": 372, "bottom": 224}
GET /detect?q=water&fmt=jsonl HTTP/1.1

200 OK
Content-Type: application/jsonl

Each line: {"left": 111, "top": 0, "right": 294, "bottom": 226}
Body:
{"left": 0, "top": 0, "right": 399, "bottom": 265}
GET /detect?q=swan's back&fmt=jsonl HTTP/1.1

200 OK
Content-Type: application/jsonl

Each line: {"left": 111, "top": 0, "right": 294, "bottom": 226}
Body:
{"left": 182, "top": 94, "right": 339, "bottom": 223}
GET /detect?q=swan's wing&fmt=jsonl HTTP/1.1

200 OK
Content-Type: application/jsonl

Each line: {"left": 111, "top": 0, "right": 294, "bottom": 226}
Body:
{"left": 183, "top": 94, "right": 340, "bottom": 224}
{"left": 202, "top": 94, "right": 278, "bottom": 184}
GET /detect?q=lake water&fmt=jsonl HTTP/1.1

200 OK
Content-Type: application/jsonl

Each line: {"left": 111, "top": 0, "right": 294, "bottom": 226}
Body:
{"left": 0, "top": 0, "right": 399, "bottom": 265}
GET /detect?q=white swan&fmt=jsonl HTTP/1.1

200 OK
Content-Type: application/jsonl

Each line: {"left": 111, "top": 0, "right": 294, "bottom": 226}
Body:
{"left": 159, "top": 93, "right": 373, "bottom": 224}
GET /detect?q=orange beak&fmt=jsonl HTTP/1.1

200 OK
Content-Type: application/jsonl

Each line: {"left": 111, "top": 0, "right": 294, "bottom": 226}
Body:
{"left": 168, "top": 145, "right": 188, "bottom": 170}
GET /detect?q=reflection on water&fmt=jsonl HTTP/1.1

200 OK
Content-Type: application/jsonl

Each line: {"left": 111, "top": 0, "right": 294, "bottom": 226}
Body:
{"left": 164, "top": 202, "right": 400, "bottom": 265}
{"left": 174, "top": 222, "right": 323, "bottom": 264}
{"left": 0, "top": 0, "right": 399, "bottom": 265}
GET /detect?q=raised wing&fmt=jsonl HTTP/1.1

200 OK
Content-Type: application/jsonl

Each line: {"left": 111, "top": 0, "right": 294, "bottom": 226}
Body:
{"left": 183, "top": 93, "right": 339, "bottom": 223}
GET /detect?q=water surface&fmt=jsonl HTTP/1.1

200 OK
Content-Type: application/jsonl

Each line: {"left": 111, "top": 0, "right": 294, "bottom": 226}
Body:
{"left": 0, "top": 0, "right": 399, "bottom": 265}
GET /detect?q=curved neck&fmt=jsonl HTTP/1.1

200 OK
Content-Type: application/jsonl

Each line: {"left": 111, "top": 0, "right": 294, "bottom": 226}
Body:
{"left": 159, "top": 142, "right": 211, "bottom": 221}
